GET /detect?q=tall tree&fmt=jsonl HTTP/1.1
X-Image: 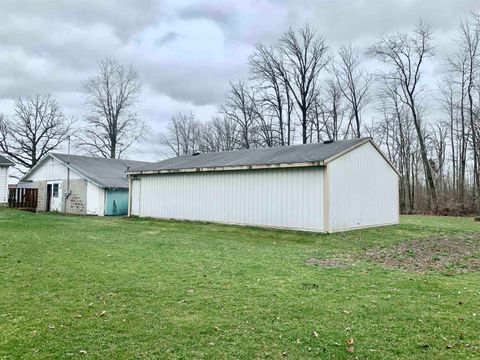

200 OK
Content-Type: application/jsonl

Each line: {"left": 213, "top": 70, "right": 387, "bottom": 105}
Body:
{"left": 199, "top": 116, "right": 238, "bottom": 153}
{"left": 279, "top": 25, "right": 329, "bottom": 143}
{"left": 438, "top": 76, "right": 459, "bottom": 198}
{"left": 456, "top": 13, "right": 480, "bottom": 204}
{"left": 369, "top": 20, "right": 438, "bottom": 211}
{"left": 0, "top": 95, "right": 71, "bottom": 171}
{"left": 333, "top": 43, "right": 372, "bottom": 138}
{"left": 249, "top": 44, "right": 294, "bottom": 145}
{"left": 77, "top": 58, "right": 145, "bottom": 159}
{"left": 221, "top": 81, "right": 257, "bottom": 149}
{"left": 447, "top": 51, "right": 469, "bottom": 205}
{"left": 160, "top": 112, "right": 200, "bottom": 156}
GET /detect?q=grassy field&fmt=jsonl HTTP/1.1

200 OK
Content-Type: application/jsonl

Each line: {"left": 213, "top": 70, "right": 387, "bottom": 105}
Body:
{"left": 1, "top": 209, "right": 479, "bottom": 359}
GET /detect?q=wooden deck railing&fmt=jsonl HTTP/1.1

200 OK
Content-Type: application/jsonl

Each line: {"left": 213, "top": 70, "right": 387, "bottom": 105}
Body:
{"left": 8, "top": 188, "right": 38, "bottom": 211}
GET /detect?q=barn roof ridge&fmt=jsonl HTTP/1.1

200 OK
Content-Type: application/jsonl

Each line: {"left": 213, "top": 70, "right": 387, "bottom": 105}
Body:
{"left": 128, "top": 137, "right": 388, "bottom": 175}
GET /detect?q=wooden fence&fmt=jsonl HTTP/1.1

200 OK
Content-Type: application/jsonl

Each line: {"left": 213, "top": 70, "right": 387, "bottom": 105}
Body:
{"left": 8, "top": 188, "right": 38, "bottom": 211}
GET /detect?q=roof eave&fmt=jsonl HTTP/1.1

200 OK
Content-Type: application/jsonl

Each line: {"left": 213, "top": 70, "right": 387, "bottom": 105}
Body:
{"left": 127, "top": 161, "right": 325, "bottom": 175}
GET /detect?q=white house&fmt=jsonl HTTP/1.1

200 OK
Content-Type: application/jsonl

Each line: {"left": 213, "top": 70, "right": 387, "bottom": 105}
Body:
{"left": 127, "top": 138, "right": 399, "bottom": 232}
{"left": 19, "top": 153, "right": 151, "bottom": 216}
{"left": 0, "top": 155, "right": 14, "bottom": 206}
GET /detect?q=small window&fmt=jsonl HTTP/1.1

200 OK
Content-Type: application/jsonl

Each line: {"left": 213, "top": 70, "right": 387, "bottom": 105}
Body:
{"left": 52, "top": 184, "right": 59, "bottom": 198}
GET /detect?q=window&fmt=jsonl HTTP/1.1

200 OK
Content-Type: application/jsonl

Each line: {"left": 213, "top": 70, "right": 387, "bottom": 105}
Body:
{"left": 52, "top": 184, "right": 59, "bottom": 198}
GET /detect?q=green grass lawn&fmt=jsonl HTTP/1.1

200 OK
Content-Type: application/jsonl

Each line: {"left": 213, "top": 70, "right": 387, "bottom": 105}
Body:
{"left": 1, "top": 209, "right": 479, "bottom": 359}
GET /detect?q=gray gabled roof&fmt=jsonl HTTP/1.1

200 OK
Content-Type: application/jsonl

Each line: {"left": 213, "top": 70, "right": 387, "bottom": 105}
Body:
{"left": 22, "top": 153, "right": 152, "bottom": 188}
{"left": 0, "top": 154, "right": 14, "bottom": 166}
{"left": 129, "top": 138, "right": 372, "bottom": 174}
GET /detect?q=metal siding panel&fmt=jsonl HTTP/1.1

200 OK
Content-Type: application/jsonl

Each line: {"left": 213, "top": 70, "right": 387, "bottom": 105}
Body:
{"left": 136, "top": 167, "right": 324, "bottom": 231}
{"left": 328, "top": 142, "right": 399, "bottom": 231}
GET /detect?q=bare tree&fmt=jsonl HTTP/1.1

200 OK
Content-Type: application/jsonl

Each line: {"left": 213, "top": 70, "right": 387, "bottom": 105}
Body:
{"left": 447, "top": 52, "right": 470, "bottom": 205}
{"left": 314, "top": 80, "right": 347, "bottom": 141}
{"left": 221, "top": 81, "right": 257, "bottom": 149}
{"left": 0, "top": 95, "right": 71, "bottom": 171}
{"left": 456, "top": 13, "right": 480, "bottom": 204}
{"left": 199, "top": 116, "right": 238, "bottom": 153}
{"left": 76, "top": 58, "right": 145, "bottom": 159}
{"left": 249, "top": 44, "right": 294, "bottom": 145}
{"left": 333, "top": 43, "right": 372, "bottom": 138}
{"left": 375, "top": 78, "right": 417, "bottom": 212}
{"left": 430, "top": 122, "right": 448, "bottom": 196}
{"left": 279, "top": 25, "right": 329, "bottom": 143}
{"left": 160, "top": 113, "right": 201, "bottom": 156}
{"left": 369, "top": 20, "right": 438, "bottom": 211}
{"left": 438, "top": 76, "right": 460, "bottom": 198}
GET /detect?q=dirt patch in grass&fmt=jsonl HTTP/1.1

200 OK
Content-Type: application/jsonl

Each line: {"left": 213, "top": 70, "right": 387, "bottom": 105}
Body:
{"left": 305, "top": 257, "right": 349, "bottom": 268}
{"left": 363, "top": 235, "right": 480, "bottom": 273}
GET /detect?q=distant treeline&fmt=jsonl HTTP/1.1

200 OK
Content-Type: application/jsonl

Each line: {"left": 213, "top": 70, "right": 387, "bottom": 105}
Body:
{"left": 161, "top": 15, "right": 480, "bottom": 215}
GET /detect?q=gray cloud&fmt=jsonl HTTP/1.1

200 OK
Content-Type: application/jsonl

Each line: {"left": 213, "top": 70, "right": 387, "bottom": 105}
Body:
{"left": 0, "top": 0, "right": 478, "bottom": 160}
{"left": 155, "top": 31, "right": 182, "bottom": 46}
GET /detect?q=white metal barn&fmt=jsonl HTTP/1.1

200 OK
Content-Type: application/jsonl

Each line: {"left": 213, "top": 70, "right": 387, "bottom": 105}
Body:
{"left": 128, "top": 138, "right": 399, "bottom": 232}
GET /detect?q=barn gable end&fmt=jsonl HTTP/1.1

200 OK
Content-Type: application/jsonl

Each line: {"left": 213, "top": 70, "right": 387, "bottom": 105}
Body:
{"left": 325, "top": 141, "right": 399, "bottom": 232}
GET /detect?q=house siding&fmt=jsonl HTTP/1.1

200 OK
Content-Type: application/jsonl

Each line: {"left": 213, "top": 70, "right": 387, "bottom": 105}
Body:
{"left": 0, "top": 166, "right": 7, "bottom": 204}
{"left": 21, "top": 158, "right": 89, "bottom": 215}
{"left": 25, "top": 157, "right": 81, "bottom": 182}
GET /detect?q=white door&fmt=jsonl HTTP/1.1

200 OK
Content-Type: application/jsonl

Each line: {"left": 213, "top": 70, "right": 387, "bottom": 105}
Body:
{"left": 48, "top": 181, "right": 62, "bottom": 212}
{"left": 131, "top": 179, "right": 141, "bottom": 216}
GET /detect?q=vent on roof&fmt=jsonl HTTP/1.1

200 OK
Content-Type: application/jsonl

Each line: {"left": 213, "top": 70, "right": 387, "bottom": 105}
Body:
{"left": 192, "top": 152, "right": 201, "bottom": 156}
{"left": 323, "top": 139, "right": 334, "bottom": 144}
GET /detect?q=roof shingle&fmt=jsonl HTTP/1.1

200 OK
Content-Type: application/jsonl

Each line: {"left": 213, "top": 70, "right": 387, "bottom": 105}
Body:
{"left": 130, "top": 138, "right": 370, "bottom": 173}
{"left": 49, "top": 154, "right": 151, "bottom": 188}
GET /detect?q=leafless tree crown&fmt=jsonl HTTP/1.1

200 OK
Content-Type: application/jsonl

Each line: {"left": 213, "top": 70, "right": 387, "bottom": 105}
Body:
{"left": 76, "top": 58, "right": 145, "bottom": 159}
{"left": 0, "top": 95, "right": 71, "bottom": 172}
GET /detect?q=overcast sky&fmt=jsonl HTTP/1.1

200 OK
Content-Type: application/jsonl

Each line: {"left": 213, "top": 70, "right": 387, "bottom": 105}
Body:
{"left": 1, "top": 0, "right": 479, "bottom": 160}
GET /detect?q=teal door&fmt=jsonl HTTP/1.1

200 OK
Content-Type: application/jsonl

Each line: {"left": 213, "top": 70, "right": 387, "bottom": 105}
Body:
{"left": 105, "top": 189, "right": 129, "bottom": 216}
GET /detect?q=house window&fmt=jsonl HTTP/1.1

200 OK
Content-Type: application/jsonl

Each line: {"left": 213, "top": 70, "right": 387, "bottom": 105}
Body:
{"left": 52, "top": 184, "right": 59, "bottom": 198}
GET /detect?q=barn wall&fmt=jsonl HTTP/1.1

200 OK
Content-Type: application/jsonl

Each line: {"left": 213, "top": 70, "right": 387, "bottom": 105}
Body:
{"left": 0, "top": 167, "right": 7, "bottom": 203}
{"left": 327, "top": 142, "right": 399, "bottom": 232}
{"left": 136, "top": 167, "right": 325, "bottom": 231}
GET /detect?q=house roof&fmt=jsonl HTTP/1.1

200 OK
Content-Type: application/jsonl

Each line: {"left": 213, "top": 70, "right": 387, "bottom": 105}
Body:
{"left": 129, "top": 137, "right": 379, "bottom": 174}
{"left": 22, "top": 153, "right": 152, "bottom": 188}
{"left": 0, "top": 154, "right": 14, "bottom": 166}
